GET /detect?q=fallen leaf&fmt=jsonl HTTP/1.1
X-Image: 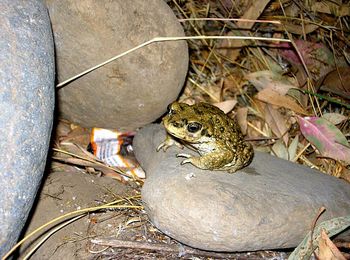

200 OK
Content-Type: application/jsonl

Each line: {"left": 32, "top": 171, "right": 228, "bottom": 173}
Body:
{"left": 320, "top": 68, "right": 350, "bottom": 99}
{"left": 283, "top": 23, "right": 319, "bottom": 35}
{"left": 246, "top": 70, "right": 297, "bottom": 94}
{"left": 236, "top": 0, "right": 271, "bottom": 29}
{"left": 278, "top": 40, "right": 334, "bottom": 66}
{"left": 289, "top": 216, "right": 350, "bottom": 260}
{"left": 322, "top": 113, "right": 348, "bottom": 125}
{"left": 312, "top": 2, "right": 350, "bottom": 17}
{"left": 55, "top": 120, "right": 73, "bottom": 137}
{"left": 236, "top": 107, "right": 248, "bottom": 135}
{"left": 213, "top": 100, "right": 237, "bottom": 114}
{"left": 276, "top": 40, "right": 334, "bottom": 80}
{"left": 264, "top": 104, "right": 289, "bottom": 145}
{"left": 256, "top": 88, "right": 308, "bottom": 115}
{"left": 271, "top": 139, "right": 289, "bottom": 160}
{"left": 216, "top": 0, "right": 270, "bottom": 61}
{"left": 59, "top": 125, "right": 91, "bottom": 147}
{"left": 298, "top": 116, "right": 350, "bottom": 164}
{"left": 318, "top": 229, "right": 347, "bottom": 260}
{"left": 288, "top": 135, "right": 299, "bottom": 161}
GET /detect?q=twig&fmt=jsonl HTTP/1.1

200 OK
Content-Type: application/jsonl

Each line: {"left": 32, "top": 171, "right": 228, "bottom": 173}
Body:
{"left": 292, "top": 142, "right": 311, "bottom": 162}
{"left": 91, "top": 238, "right": 249, "bottom": 259}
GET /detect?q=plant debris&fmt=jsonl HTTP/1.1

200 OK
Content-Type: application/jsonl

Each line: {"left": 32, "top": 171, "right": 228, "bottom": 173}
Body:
{"left": 17, "top": 0, "right": 350, "bottom": 259}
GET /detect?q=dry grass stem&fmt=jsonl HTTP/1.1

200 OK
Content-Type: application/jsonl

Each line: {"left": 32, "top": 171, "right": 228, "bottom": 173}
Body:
{"left": 56, "top": 35, "right": 291, "bottom": 88}
{"left": 2, "top": 197, "right": 142, "bottom": 259}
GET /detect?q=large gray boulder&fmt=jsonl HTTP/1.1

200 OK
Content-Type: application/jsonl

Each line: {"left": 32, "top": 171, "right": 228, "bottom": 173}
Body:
{"left": 0, "top": 0, "right": 55, "bottom": 256}
{"left": 45, "top": 0, "right": 188, "bottom": 131}
{"left": 133, "top": 124, "right": 350, "bottom": 251}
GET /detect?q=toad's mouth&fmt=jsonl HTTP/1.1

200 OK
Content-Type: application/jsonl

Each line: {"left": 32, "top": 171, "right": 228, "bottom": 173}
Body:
{"left": 167, "top": 129, "right": 198, "bottom": 143}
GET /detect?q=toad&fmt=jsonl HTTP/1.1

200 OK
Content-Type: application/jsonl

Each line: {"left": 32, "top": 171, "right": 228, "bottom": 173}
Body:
{"left": 157, "top": 102, "right": 254, "bottom": 173}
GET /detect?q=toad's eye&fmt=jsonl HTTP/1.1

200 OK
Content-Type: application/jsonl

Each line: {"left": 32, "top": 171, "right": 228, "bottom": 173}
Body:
{"left": 187, "top": 122, "right": 202, "bottom": 133}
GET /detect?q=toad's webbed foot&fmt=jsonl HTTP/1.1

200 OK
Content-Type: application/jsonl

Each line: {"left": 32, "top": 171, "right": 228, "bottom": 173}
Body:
{"left": 157, "top": 135, "right": 183, "bottom": 152}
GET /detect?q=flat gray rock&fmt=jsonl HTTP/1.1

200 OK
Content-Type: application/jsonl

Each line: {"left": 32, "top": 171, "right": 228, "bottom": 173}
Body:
{"left": 133, "top": 124, "right": 350, "bottom": 252}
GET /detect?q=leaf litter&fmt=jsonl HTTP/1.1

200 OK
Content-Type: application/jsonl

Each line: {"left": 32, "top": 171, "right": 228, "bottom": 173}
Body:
{"left": 16, "top": 0, "right": 350, "bottom": 259}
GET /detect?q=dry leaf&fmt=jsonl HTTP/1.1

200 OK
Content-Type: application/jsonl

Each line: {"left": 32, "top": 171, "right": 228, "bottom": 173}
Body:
{"left": 264, "top": 104, "right": 289, "bottom": 145}
{"left": 213, "top": 100, "right": 237, "bottom": 114}
{"left": 321, "top": 68, "right": 350, "bottom": 99}
{"left": 59, "top": 125, "right": 91, "bottom": 147}
{"left": 217, "top": 0, "right": 270, "bottom": 60}
{"left": 55, "top": 120, "right": 73, "bottom": 137}
{"left": 236, "top": 107, "right": 248, "bottom": 135}
{"left": 289, "top": 216, "right": 350, "bottom": 260}
{"left": 236, "top": 0, "right": 271, "bottom": 29}
{"left": 246, "top": 70, "right": 297, "bottom": 94}
{"left": 271, "top": 139, "right": 289, "bottom": 160}
{"left": 322, "top": 113, "right": 348, "bottom": 125}
{"left": 277, "top": 40, "right": 334, "bottom": 80}
{"left": 318, "top": 229, "right": 347, "bottom": 260}
{"left": 283, "top": 23, "right": 319, "bottom": 35}
{"left": 256, "top": 88, "right": 308, "bottom": 115}
{"left": 312, "top": 2, "right": 350, "bottom": 17}
{"left": 278, "top": 40, "right": 334, "bottom": 66}
{"left": 288, "top": 135, "right": 299, "bottom": 161}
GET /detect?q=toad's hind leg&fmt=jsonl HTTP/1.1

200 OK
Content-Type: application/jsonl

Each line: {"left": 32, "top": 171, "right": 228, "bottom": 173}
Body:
{"left": 226, "top": 143, "right": 254, "bottom": 173}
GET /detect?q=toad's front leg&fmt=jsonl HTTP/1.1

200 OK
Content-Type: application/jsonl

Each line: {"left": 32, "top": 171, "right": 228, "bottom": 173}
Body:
{"left": 157, "top": 134, "right": 183, "bottom": 152}
{"left": 177, "top": 149, "right": 234, "bottom": 171}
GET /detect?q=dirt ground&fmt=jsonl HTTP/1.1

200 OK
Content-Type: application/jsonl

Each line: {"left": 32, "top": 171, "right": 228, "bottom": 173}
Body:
{"left": 15, "top": 160, "right": 289, "bottom": 259}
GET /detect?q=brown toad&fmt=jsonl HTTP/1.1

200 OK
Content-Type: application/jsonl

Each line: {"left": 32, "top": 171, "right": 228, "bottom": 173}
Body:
{"left": 157, "top": 102, "right": 254, "bottom": 173}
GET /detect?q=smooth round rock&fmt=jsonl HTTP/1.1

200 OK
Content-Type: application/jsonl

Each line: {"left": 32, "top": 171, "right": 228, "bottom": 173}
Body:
{"left": 45, "top": 0, "right": 188, "bottom": 130}
{"left": 0, "top": 0, "right": 55, "bottom": 256}
{"left": 133, "top": 124, "right": 350, "bottom": 252}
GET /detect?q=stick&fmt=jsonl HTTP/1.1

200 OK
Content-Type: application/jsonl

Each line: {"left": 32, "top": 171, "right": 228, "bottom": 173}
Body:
{"left": 91, "top": 238, "right": 273, "bottom": 259}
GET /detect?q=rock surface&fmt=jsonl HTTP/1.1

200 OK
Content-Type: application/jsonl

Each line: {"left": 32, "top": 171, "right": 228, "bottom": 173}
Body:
{"left": 0, "top": 0, "right": 55, "bottom": 256}
{"left": 133, "top": 124, "right": 350, "bottom": 252}
{"left": 45, "top": 0, "right": 188, "bottom": 130}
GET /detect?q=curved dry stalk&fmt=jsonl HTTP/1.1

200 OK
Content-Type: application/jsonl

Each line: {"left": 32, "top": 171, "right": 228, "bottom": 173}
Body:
{"left": 22, "top": 215, "right": 85, "bottom": 260}
{"left": 2, "top": 197, "right": 142, "bottom": 260}
{"left": 178, "top": 18, "right": 282, "bottom": 24}
{"left": 56, "top": 35, "right": 291, "bottom": 88}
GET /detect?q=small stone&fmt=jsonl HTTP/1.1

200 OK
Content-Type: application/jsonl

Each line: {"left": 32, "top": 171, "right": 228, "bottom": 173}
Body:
{"left": 133, "top": 124, "right": 350, "bottom": 252}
